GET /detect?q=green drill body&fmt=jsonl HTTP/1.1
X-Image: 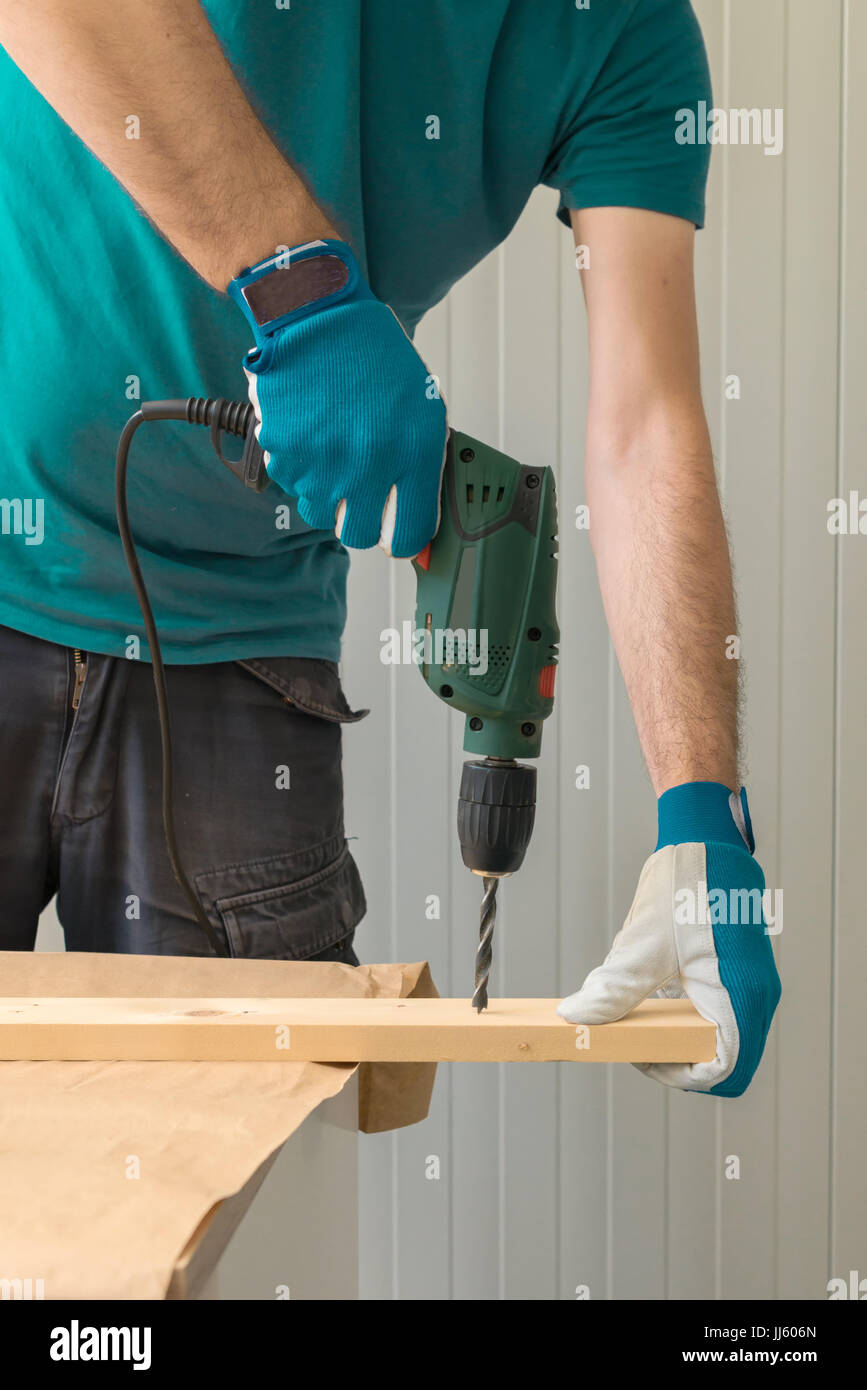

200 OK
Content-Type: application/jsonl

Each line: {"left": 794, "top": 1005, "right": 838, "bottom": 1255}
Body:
{"left": 413, "top": 430, "right": 559, "bottom": 1008}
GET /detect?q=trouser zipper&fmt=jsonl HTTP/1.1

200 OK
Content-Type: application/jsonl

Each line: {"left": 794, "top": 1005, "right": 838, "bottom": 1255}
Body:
{"left": 50, "top": 648, "right": 89, "bottom": 820}
{"left": 71, "top": 649, "right": 87, "bottom": 710}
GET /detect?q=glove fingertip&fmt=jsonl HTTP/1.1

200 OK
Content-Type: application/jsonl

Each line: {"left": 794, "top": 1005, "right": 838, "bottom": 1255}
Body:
{"left": 557, "top": 992, "right": 609, "bottom": 1025}
{"left": 389, "top": 500, "right": 440, "bottom": 559}
{"left": 634, "top": 1062, "right": 690, "bottom": 1090}
{"left": 296, "top": 496, "right": 336, "bottom": 533}
{"left": 338, "top": 505, "right": 383, "bottom": 550}
{"left": 556, "top": 997, "right": 580, "bottom": 1023}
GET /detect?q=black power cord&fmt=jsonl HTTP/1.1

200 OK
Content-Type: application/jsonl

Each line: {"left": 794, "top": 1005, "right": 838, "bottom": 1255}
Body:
{"left": 115, "top": 397, "right": 268, "bottom": 957}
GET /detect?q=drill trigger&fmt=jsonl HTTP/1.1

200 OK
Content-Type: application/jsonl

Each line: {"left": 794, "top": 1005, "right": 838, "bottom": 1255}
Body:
{"left": 414, "top": 541, "right": 432, "bottom": 571}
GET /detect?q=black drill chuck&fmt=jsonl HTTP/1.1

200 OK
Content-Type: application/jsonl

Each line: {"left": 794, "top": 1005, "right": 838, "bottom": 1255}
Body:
{"left": 457, "top": 758, "right": 537, "bottom": 877}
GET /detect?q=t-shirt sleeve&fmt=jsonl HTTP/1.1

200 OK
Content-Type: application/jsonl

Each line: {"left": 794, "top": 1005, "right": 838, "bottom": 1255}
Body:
{"left": 541, "top": 0, "right": 713, "bottom": 229}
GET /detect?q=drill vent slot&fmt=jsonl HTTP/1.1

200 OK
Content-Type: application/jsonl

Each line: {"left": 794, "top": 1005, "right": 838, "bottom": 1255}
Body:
{"left": 466, "top": 483, "right": 506, "bottom": 506}
{"left": 453, "top": 643, "right": 511, "bottom": 696}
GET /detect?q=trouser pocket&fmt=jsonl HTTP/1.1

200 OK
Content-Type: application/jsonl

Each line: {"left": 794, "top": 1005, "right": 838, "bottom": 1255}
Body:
{"left": 188, "top": 657, "right": 368, "bottom": 961}
{"left": 199, "top": 834, "right": 366, "bottom": 960}
{"left": 235, "top": 655, "right": 368, "bottom": 724}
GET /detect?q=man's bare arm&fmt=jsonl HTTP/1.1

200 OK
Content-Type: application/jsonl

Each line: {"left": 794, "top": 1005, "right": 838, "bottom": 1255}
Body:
{"left": 571, "top": 206, "right": 739, "bottom": 796}
{"left": 0, "top": 0, "right": 337, "bottom": 289}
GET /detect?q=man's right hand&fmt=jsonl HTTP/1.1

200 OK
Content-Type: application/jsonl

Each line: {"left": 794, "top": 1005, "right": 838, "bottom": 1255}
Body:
{"left": 230, "top": 239, "right": 448, "bottom": 556}
{"left": 0, "top": 6, "right": 448, "bottom": 556}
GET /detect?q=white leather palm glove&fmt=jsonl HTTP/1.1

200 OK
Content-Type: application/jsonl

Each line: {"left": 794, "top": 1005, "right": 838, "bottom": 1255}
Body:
{"left": 558, "top": 782, "right": 781, "bottom": 1097}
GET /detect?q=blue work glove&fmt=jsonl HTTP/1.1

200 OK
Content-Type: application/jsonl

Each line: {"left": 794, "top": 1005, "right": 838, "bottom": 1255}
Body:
{"left": 558, "top": 781, "right": 781, "bottom": 1096}
{"left": 228, "top": 238, "right": 447, "bottom": 555}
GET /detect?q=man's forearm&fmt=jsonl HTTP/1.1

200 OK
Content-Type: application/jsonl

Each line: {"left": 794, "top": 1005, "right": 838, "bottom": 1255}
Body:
{"left": 587, "top": 407, "right": 740, "bottom": 796}
{"left": 0, "top": 0, "right": 337, "bottom": 288}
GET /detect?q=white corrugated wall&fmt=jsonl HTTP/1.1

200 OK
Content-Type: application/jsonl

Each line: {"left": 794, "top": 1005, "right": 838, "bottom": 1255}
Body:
{"left": 343, "top": 0, "right": 866, "bottom": 1299}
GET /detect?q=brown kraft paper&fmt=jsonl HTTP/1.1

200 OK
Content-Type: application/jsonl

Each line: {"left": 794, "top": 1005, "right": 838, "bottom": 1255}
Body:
{"left": 0, "top": 950, "right": 438, "bottom": 1300}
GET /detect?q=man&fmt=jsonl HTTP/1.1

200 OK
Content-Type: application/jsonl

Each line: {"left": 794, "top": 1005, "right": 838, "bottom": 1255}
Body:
{"left": 0, "top": 0, "right": 779, "bottom": 1095}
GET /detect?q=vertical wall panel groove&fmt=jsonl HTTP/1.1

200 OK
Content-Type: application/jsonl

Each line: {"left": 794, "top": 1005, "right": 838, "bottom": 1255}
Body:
{"left": 776, "top": 0, "right": 840, "bottom": 1299}
{"left": 832, "top": 0, "right": 867, "bottom": 1281}
{"left": 716, "top": 0, "right": 786, "bottom": 1301}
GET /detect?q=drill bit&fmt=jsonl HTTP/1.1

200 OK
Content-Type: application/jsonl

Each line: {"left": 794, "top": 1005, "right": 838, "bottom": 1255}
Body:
{"left": 473, "top": 875, "right": 499, "bottom": 1012}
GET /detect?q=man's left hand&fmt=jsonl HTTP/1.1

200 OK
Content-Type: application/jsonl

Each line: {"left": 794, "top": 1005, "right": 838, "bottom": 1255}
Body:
{"left": 558, "top": 781, "right": 781, "bottom": 1097}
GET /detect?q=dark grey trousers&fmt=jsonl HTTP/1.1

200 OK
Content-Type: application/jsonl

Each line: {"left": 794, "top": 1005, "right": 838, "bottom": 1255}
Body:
{"left": 0, "top": 624, "right": 367, "bottom": 959}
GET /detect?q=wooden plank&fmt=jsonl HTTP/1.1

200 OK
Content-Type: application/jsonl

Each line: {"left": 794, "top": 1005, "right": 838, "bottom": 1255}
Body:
{"left": 0, "top": 996, "right": 715, "bottom": 1064}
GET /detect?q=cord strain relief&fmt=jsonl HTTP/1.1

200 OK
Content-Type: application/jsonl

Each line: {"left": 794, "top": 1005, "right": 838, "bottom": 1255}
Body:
{"left": 183, "top": 397, "right": 252, "bottom": 436}
{"left": 221, "top": 399, "right": 255, "bottom": 437}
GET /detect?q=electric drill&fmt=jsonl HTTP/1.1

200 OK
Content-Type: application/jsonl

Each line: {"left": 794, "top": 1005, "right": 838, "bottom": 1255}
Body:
{"left": 412, "top": 431, "right": 559, "bottom": 1009}
{"left": 116, "top": 402, "right": 559, "bottom": 1000}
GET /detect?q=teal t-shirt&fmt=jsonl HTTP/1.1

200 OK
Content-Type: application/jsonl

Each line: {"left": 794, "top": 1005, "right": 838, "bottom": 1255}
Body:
{"left": 0, "top": 0, "right": 710, "bottom": 664}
